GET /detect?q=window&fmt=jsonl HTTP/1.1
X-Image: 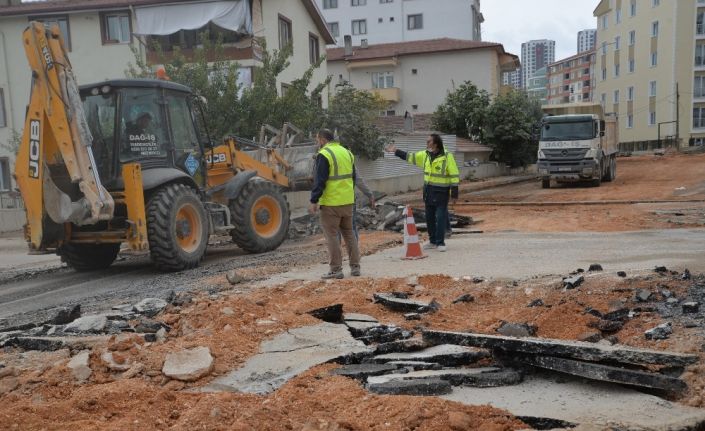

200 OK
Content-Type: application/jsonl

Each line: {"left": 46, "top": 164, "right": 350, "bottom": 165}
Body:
{"left": 278, "top": 15, "right": 292, "bottom": 49}
{"left": 630, "top": 0, "right": 637, "bottom": 16}
{"left": 627, "top": 86, "right": 634, "bottom": 101}
{"left": 411, "top": 68, "right": 418, "bottom": 75}
{"left": 371, "top": 71, "right": 394, "bottom": 88}
{"left": 627, "top": 115, "right": 633, "bottom": 128}
{"left": 649, "top": 80, "right": 657, "bottom": 97}
{"left": 629, "top": 59, "right": 635, "bottom": 72}
{"left": 613, "top": 90, "right": 620, "bottom": 103}
{"left": 601, "top": 67, "right": 607, "bottom": 80}
{"left": 614, "top": 36, "right": 620, "bottom": 50}
{"left": 412, "top": 104, "right": 418, "bottom": 110}
{"left": 652, "top": 21, "right": 659, "bottom": 37}
{"left": 101, "top": 11, "right": 130, "bottom": 44}
{"left": 694, "top": 107, "right": 705, "bottom": 128}
{"left": 602, "top": 14, "right": 608, "bottom": 29}
{"left": 615, "top": 63, "right": 620, "bottom": 77}
{"left": 407, "top": 14, "right": 423, "bottom": 30}
{"left": 696, "top": 43, "right": 705, "bottom": 66}
{"left": 0, "top": 89, "right": 5, "bottom": 128}
{"left": 281, "top": 83, "right": 291, "bottom": 96}
{"left": 616, "top": 8, "right": 622, "bottom": 24}
{"left": 352, "top": 19, "right": 367, "bottom": 35}
{"left": 380, "top": 0, "right": 393, "bottom": 2}
{"left": 601, "top": 93, "right": 606, "bottom": 104}
{"left": 351, "top": 0, "right": 366, "bottom": 5}
{"left": 119, "top": 88, "right": 168, "bottom": 162}
{"left": 629, "top": 30, "right": 635, "bottom": 45}
{"left": 651, "top": 51, "right": 658, "bottom": 67}
{"left": 309, "top": 34, "right": 320, "bottom": 65}
{"left": 167, "top": 93, "right": 200, "bottom": 158}
{"left": 30, "top": 15, "right": 70, "bottom": 50}
{"left": 601, "top": 41, "right": 607, "bottom": 55}
{"left": 0, "top": 158, "right": 10, "bottom": 191}
{"left": 323, "top": 0, "right": 338, "bottom": 8}
{"left": 652, "top": 0, "right": 660, "bottom": 6}
{"left": 649, "top": 111, "right": 656, "bottom": 125}
{"left": 695, "top": 76, "right": 705, "bottom": 98}
{"left": 698, "top": 12, "right": 704, "bottom": 35}
{"left": 390, "top": 17, "right": 395, "bottom": 22}
{"left": 328, "top": 22, "right": 339, "bottom": 37}
{"left": 378, "top": 17, "right": 383, "bottom": 23}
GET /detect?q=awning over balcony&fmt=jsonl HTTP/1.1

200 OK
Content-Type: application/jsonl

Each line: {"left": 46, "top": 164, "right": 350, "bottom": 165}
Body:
{"left": 134, "top": 0, "right": 252, "bottom": 36}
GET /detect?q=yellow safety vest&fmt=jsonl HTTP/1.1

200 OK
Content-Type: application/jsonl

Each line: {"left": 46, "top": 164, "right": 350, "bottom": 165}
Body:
{"left": 318, "top": 142, "right": 355, "bottom": 206}
{"left": 407, "top": 150, "right": 460, "bottom": 188}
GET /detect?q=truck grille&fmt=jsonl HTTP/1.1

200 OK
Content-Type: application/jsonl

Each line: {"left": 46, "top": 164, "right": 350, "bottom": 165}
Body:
{"left": 542, "top": 148, "right": 589, "bottom": 161}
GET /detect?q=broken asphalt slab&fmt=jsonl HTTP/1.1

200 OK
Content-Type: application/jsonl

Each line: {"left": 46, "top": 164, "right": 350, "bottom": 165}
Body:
{"left": 369, "top": 344, "right": 490, "bottom": 367}
{"left": 373, "top": 293, "right": 439, "bottom": 313}
{"left": 202, "top": 323, "right": 371, "bottom": 394}
{"left": 443, "top": 373, "right": 705, "bottom": 430}
{"left": 367, "top": 367, "right": 522, "bottom": 388}
{"left": 368, "top": 377, "right": 452, "bottom": 396}
{"left": 423, "top": 330, "right": 698, "bottom": 367}
{"left": 330, "top": 363, "right": 401, "bottom": 380}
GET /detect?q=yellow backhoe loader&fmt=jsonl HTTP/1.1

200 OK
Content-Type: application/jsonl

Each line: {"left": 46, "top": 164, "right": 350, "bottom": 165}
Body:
{"left": 14, "top": 22, "right": 298, "bottom": 272}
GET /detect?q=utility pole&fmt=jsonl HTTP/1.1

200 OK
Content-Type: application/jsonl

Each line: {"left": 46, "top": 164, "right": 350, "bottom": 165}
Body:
{"left": 676, "top": 82, "right": 680, "bottom": 150}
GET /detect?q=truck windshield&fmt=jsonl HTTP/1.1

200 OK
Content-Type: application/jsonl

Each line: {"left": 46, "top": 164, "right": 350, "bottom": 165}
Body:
{"left": 83, "top": 92, "right": 117, "bottom": 180}
{"left": 541, "top": 121, "right": 595, "bottom": 141}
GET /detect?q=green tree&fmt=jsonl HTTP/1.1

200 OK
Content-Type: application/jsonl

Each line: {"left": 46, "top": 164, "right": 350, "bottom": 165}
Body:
{"left": 326, "top": 83, "right": 389, "bottom": 160}
{"left": 432, "top": 81, "right": 490, "bottom": 141}
{"left": 1, "top": 129, "right": 22, "bottom": 156}
{"left": 484, "top": 89, "right": 543, "bottom": 167}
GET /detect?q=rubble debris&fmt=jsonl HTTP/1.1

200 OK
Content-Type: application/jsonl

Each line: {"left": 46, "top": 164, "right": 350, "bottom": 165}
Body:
{"left": 654, "top": 266, "right": 668, "bottom": 274}
{"left": 682, "top": 269, "right": 692, "bottom": 280}
{"left": 101, "top": 350, "right": 132, "bottom": 371}
{"left": 617, "top": 271, "right": 627, "bottom": 277}
{"left": 370, "top": 344, "right": 490, "bottom": 367}
{"left": 8, "top": 335, "right": 65, "bottom": 352}
{"left": 162, "top": 347, "right": 214, "bottom": 381}
{"left": 374, "top": 338, "right": 428, "bottom": 355}
{"left": 344, "top": 320, "right": 381, "bottom": 337}
{"left": 683, "top": 302, "right": 700, "bottom": 313}
{"left": 527, "top": 299, "right": 544, "bottom": 308}
{"left": 496, "top": 322, "right": 537, "bottom": 338}
{"left": 343, "top": 313, "right": 378, "bottom": 323}
{"left": 405, "top": 276, "right": 419, "bottom": 287}
{"left": 133, "top": 298, "right": 167, "bottom": 317}
{"left": 367, "top": 367, "right": 522, "bottom": 388}
{"left": 635, "top": 289, "right": 653, "bottom": 302}
{"left": 373, "top": 293, "right": 439, "bottom": 313}
{"left": 330, "top": 363, "right": 401, "bottom": 380}
{"left": 588, "top": 264, "right": 603, "bottom": 272}
{"left": 355, "top": 325, "right": 414, "bottom": 344}
{"left": 517, "top": 355, "right": 686, "bottom": 392}
{"left": 64, "top": 315, "right": 108, "bottom": 334}
{"left": 368, "top": 377, "right": 452, "bottom": 396}
{"left": 67, "top": 350, "right": 92, "bottom": 382}
{"left": 645, "top": 323, "right": 672, "bottom": 341}
{"left": 452, "top": 294, "right": 475, "bottom": 304}
{"left": 226, "top": 270, "right": 246, "bottom": 285}
{"left": 563, "top": 275, "right": 584, "bottom": 290}
{"left": 588, "top": 319, "right": 624, "bottom": 333}
{"left": 602, "top": 308, "right": 629, "bottom": 322}
{"left": 134, "top": 318, "right": 169, "bottom": 334}
{"left": 307, "top": 304, "right": 343, "bottom": 323}
{"left": 577, "top": 331, "right": 602, "bottom": 343}
{"left": 388, "top": 361, "right": 443, "bottom": 371}
{"left": 666, "top": 298, "right": 680, "bottom": 306}
{"left": 404, "top": 313, "right": 422, "bottom": 321}
{"left": 49, "top": 305, "right": 81, "bottom": 325}
{"left": 422, "top": 330, "right": 697, "bottom": 367}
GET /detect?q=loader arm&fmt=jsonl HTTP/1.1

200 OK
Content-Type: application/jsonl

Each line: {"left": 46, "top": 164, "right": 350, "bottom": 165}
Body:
{"left": 14, "top": 22, "right": 114, "bottom": 250}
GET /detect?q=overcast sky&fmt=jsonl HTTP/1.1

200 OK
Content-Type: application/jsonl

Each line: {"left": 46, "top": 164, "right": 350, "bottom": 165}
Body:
{"left": 482, "top": 0, "right": 598, "bottom": 61}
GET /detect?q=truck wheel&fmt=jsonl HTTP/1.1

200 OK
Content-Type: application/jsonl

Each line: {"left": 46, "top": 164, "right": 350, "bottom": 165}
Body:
{"left": 541, "top": 178, "right": 551, "bottom": 189}
{"left": 608, "top": 156, "right": 617, "bottom": 181}
{"left": 58, "top": 243, "right": 120, "bottom": 271}
{"left": 591, "top": 161, "right": 603, "bottom": 187}
{"left": 602, "top": 156, "right": 614, "bottom": 182}
{"left": 146, "top": 183, "right": 209, "bottom": 271}
{"left": 230, "top": 180, "right": 290, "bottom": 253}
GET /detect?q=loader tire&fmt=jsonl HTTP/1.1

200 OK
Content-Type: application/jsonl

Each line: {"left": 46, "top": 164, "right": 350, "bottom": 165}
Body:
{"left": 59, "top": 243, "right": 120, "bottom": 271}
{"left": 146, "top": 183, "right": 209, "bottom": 272}
{"left": 229, "top": 180, "right": 290, "bottom": 253}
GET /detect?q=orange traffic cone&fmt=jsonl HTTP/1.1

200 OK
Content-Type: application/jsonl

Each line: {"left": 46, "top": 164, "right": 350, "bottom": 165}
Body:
{"left": 402, "top": 205, "right": 427, "bottom": 260}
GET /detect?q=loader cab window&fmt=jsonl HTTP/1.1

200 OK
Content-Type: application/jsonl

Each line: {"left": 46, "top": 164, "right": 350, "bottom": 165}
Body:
{"left": 83, "top": 91, "right": 118, "bottom": 180}
{"left": 119, "top": 88, "right": 167, "bottom": 162}
{"left": 166, "top": 92, "right": 203, "bottom": 181}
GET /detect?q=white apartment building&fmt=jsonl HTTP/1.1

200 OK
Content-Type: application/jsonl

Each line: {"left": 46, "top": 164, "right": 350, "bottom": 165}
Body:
{"left": 577, "top": 28, "right": 597, "bottom": 53}
{"left": 521, "top": 39, "right": 555, "bottom": 89}
{"left": 315, "top": 0, "right": 483, "bottom": 47}
{"left": 593, "top": 0, "right": 703, "bottom": 149}
{"left": 0, "top": 0, "right": 333, "bottom": 191}
{"left": 502, "top": 69, "right": 522, "bottom": 89}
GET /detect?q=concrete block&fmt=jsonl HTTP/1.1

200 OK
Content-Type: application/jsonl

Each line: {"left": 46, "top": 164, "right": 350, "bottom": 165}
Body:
{"left": 162, "top": 347, "right": 214, "bottom": 381}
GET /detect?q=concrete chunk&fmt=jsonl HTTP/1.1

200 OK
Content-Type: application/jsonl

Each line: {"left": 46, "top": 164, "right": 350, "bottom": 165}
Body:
{"left": 371, "top": 344, "right": 490, "bottom": 367}
{"left": 64, "top": 315, "right": 108, "bottom": 333}
{"left": 368, "top": 377, "right": 452, "bottom": 396}
{"left": 373, "top": 293, "right": 439, "bottom": 313}
{"left": 422, "top": 330, "right": 697, "bottom": 367}
{"left": 162, "top": 347, "right": 213, "bottom": 381}
{"left": 368, "top": 367, "right": 522, "bottom": 388}
{"left": 645, "top": 323, "right": 672, "bottom": 341}
{"left": 67, "top": 350, "right": 92, "bottom": 382}
{"left": 49, "top": 305, "right": 81, "bottom": 325}
{"left": 133, "top": 298, "right": 168, "bottom": 317}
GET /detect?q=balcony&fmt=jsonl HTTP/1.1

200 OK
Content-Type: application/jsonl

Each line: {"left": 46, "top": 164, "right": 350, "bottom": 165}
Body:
{"left": 369, "top": 87, "right": 400, "bottom": 103}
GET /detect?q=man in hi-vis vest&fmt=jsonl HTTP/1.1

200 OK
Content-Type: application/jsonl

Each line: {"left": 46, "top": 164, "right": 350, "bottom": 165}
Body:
{"left": 386, "top": 134, "right": 459, "bottom": 252}
{"left": 309, "top": 129, "right": 361, "bottom": 279}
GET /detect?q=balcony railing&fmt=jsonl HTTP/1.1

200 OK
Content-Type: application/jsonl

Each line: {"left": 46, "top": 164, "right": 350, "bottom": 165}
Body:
{"left": 698, "top": 23, "right": 705, "bottom": 35}
{"left": 369, "top": 87, "right": 400, "bottom": 103}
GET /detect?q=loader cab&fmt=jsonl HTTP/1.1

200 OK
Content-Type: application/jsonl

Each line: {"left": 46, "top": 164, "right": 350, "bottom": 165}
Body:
{"left": 80, "top": 79, "right": 208, "bottom": 191}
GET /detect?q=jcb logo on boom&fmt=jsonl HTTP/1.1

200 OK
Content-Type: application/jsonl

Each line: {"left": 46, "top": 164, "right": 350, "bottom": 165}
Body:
{"left": 28, "top": 120, "right": 41, "bottom": 179}
{"left": 206, "top": 153, "right": 227, "bottom": 164}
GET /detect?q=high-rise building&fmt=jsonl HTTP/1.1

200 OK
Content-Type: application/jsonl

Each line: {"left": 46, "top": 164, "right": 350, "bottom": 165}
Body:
{"left": 502, "top": 69, "right": 522, "bottom": 89}
{"left": 527, "top": 67, "right": 548, "bottom": 105}
{"left": 593, "top": 0, "right": 703, "bottom": 149}
{"left": 577, "top": 29, "right": 597, "bottom": 53}
{"left": 315, "top": 0, "right": 484, "bottom": 47}
{"left": 520, "top": 39, "right": 555, "bottom": 89}
{"left": 546, "top": 50, "right": 596, "bottom": 106}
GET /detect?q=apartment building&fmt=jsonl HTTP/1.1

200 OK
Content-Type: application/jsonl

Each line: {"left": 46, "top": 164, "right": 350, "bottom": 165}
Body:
{"left": 502, "top": 69, "right": 522, "bottom": 89}
{"left": 577, "top": 28, "right": 597, "bottom": 53}
{"left": 520, "top": 39, "right": 555, "bottom": 90}
{"left": 315, "top": 0, "right": 483, "bottom": 47}
{"left": 527, "top": 67, "right": 548, "bottom": 105}
{"left": 327, "top": 38, "right": 519, "bottom": 115}
{"left": 593, "top": 0, "right": 704, "bottom": 149}
{"left": 0, "top": 0, "right": 333, "bottom": 190}
{"left": 546, "top": 50, "right": 596, "bottom": 106}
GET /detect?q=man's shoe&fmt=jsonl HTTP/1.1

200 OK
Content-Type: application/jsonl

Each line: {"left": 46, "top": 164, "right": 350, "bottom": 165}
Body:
{"left": 351, "top": 268, "right": 361, "bottom": 277}
{"left": 321, "top": 271, "right": 344, "bottom": 280}
{"left": 423, "top": 243, "right": 437, "bottom": 250}
{"left": 437, "top": 245, "right": 447, "bottom": 252}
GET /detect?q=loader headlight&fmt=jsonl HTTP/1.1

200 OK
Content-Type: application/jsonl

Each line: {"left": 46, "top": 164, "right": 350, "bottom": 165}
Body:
{"left": 584, "top": 149, "right": 597, "bottom": 159}
{"left": 101, "top": 85, "right": 111, "bottom": 94}
{"left": 538, "top": 150, "right": 546, "bottom": 159}
{"left": 90, "top": 87, "right": 100, "bottom": 96}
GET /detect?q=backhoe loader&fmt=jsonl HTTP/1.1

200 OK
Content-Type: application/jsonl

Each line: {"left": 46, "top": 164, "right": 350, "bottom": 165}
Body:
{"left": 14, "top": 22, "right": 298, "bottom": 272}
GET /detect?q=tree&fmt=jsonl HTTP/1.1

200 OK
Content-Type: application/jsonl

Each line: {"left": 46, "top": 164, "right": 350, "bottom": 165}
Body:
{"left": 1, "top": 129, "right": 22, "bottom": 156}
{"left": 326, "top": 82, "right": 389, "bottom": 160}
{"left": 432, "top": 81, "right": 490, "bottom": 141}
{"left": 484, "top": 89, "right": 543, "bottom": 167}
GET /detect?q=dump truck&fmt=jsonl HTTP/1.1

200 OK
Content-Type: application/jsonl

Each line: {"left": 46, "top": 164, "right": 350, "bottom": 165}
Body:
{"left": 537, "top": 103, "right": 618, "bottom": 188}
{"left": 14, "top": 22, "right": 306, "bottom": 272}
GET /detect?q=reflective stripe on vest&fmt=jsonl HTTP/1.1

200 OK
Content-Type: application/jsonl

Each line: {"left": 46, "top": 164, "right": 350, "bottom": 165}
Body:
{"left": 318, "top": 142, "right": 355, "bottom": 206}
